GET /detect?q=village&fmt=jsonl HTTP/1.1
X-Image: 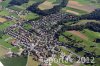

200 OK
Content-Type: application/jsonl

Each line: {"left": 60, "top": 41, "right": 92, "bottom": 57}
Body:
{"left": 0, "top": 0, "right": 100, "bottom": 66}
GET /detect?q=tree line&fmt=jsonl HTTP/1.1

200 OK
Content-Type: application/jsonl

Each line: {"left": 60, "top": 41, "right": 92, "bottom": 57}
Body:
{"left": 58, "top": 22, "right": 100, "bottom": 33}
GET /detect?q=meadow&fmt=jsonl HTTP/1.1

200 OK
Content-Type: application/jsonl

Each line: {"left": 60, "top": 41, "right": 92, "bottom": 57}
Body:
{"left": 0, "top": 57, "right": 27, "bottom": 66}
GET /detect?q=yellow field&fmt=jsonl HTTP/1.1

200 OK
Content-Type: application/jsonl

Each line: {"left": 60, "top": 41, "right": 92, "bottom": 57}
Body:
{"left": 26, "top": 55, "right": 39, "bottom": 66}
{"left": 66, "top": 10, "right": 80, "bottom": 15}
{"left": 38, "top": 1, "right": 54, "bottom": 10}
{"left": 0, "top": 18, "right": 7, "bottom": 23}
{"left": 0, "top": 45, "right": 8, "bottom": 57}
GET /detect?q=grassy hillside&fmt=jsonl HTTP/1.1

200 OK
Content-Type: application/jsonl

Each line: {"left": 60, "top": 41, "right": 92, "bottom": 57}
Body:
{"left": 75, "top": 0, "right": 100, "bottom": 7}
{"left": 0, "top": 57, "right": 27, "bottom": 66}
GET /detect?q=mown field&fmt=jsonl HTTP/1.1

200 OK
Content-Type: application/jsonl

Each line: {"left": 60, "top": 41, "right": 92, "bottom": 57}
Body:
{"left": 58, "top": 18, "right": 100, "bottom": 66}
{"left": 26, "top": 55, "right": 39, "bottom": 66}
{"left": 59, "top": 23, "right": 100, "bottom": 66}
{"left": 0, "top": 57, "right": 27, "bottom": 66}
{"left": 62, "top": 7, "right": 88, "bottom": 15}
{"left": 0, "top": 46, "right": 24, "bottom": 66}
{"left": 75, "top": 0, "right": 100, "bottom": 8}
{"left": 0, "top": 45, "right": 8, "bottom": 58}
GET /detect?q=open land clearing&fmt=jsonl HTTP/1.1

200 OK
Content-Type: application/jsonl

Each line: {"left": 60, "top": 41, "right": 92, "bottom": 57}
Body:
{"left": 81, "top": 29, "right": 100, "bottom": 41}
{"left": 67, "top": 30, "right": 88, "bottom": 40}
{"left": 0, "top": 45, "right": 8, "bottom": 57}
{"left": 72, "top": 20, "right": 100, "bottom": 26}
{"left": 68, "top": 0, "right": 96, "bottom": 12}
{"left": 26, "top": 55, "right": 39, "bottom": 66}
{"left": 0, "top": 18, "right": 7, "bottom": 23}
{"left": 73, "top": 63, "right": 80, "bottom": 66}
{"left": 62, "top": 7, "right": 87, "bottom": 15}
{"left": 0, "top": 57, "right": 27, "bottom": 66}
{"left": 38, "top": 1, "right": 54, "bottom": 10}
{"left": 66, "top": 10, "right": 80, "bottom": 15}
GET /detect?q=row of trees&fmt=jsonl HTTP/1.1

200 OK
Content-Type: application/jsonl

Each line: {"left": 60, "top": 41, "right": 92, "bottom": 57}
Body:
{"left": 80, "top": 9, "right": 100, "bottom": 20}
{"left": 0, "top": 30, "right": 4, "bottom": 39}
{"left": 59, "top": 22, "right": 100, "bottom": 33}
{"left": 9, "top": 0, "right": 29, "bottom": 6}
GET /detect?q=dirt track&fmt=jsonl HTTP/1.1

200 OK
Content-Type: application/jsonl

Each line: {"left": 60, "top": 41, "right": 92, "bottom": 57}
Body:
{"left": 67, "top": 0, "right": 96, "bottom": 12}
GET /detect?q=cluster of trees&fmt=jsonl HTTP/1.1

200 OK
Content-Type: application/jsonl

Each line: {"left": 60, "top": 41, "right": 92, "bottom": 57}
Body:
{"left": 86, "top": 22, "right": 100, "bottom": 32}
{"left": 9, "top": 0, "right": 29, "bottom": 6}
{"left": 90, "top": 0, "right": 100, "bottom": 3}
{"left": 80, "top": 9, "right": 100, "bottom": 20}
{"left": 0, "top": 30, "right": 4, "bottom": 39}
{"left": 59, "top": 22, "right": 100, "bottom": 32}
{"left": 27, "top": 0, "right": 68, "bottom": 16}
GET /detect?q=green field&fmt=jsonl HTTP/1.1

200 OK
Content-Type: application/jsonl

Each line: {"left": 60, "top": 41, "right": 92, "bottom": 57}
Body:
{"left": 0, "top": 57, "right": 27, "bottom": 66}
{"left": 0, "top": 17, "right": 19, "bottom": 52}
{"left": 51, "top": 62, "right": 58, "bottom": 66}
{"left": 0, "top": 46, "right": 8, "bottom": 58}
{"left": 0, "top": 9, "right": 19, "bottom": 18}
{"left": 24, "top": 12, "right": 39, "bottom": 20}
{"left": 81, "top": 29, "right": 100, "bottom": 41}
{"left": 0, "top": 35, "right": 13, "bottom": 48}
{"left": 0, "top": 10, "right": 9, "bottom": 16}
{"left": 0, "top": 21, "right": 15, "bottom": 30}
{"left": 62, "top": 30, "right": 100, "bottom": 53}
{"left": 75, "top": 0, "right": 100, "bottom": 8}
{"left": 22, "top": 23, "right": 32, "bottom": 30}
{"left": 0, "top": 0, "right": 11, "bottom": 7}
{"left": 48, "top": 0, "right": 62, "bottom": 4}
{"left": 62, "top": 7, "right": 88, "bottom": 15}
{"left": 0, "top": 46, "right": 22, "bottom": 66}
{"left": 58, "top": 28, "right": 100, "bottom": 66}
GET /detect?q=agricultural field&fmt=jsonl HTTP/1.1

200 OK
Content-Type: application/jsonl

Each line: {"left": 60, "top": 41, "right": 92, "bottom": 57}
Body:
{"left": 38, "top": 1, "right": 54, "bottom": 10}
{"left": 0, "top": 10, "right": 9, "bottom": 16}
{"left": 26, "top": 55, "right": 39, "bottom": 66}
{"left": 0, "top": 0, "right": 100, "bottom": 66}
{"left": 63, "top": 29, "right": 100, "bottom": 54}
{"left": 75, "top": 0, "right": 100, "bottom": 8}
{"left": 19, "top": 12, "right": 39, "bottom": 20}
{"left": 0, "top": 0, "right": 11, "bottom": 7}
{"left": 0, "top": 45, "right": 8, "bottom": 58}
{"left": 62, "top": 7, "right": 88, "bottom": 15}
{"left": 0, "top": 18, "right": 7, "bottom": 23}
{"left": 0, "top": 46, "right": 20, "bottom": 66}
{"left": 0, "top": 57, "right": 27, "bottom": 66}
{"left": 68, "top": 0, "right": 96, "bottom": 13}
{"left": 0, "top": 21, "right": 19, "bottom": 52}
{"left": 0, "top": 21, "right": 15, "bottom": 30}
{"left": 59, "top": 27, "right": 100, "bottom": 66}
{"left": 47, "top": 0, "right": 62, "bottom": 4}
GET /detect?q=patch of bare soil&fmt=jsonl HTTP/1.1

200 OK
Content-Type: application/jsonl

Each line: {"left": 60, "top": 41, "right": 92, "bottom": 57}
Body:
{"left": 73, "top": 63, "right": 80, "bottom": 66}
{"left": 68, "top": 0, "right": 96, "bottom": 12}
{"left": 0, "top": 18, "right": 7, "bottom": 23}
{"left": 68, "top": 30, "right": 88, "bottom": 40}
